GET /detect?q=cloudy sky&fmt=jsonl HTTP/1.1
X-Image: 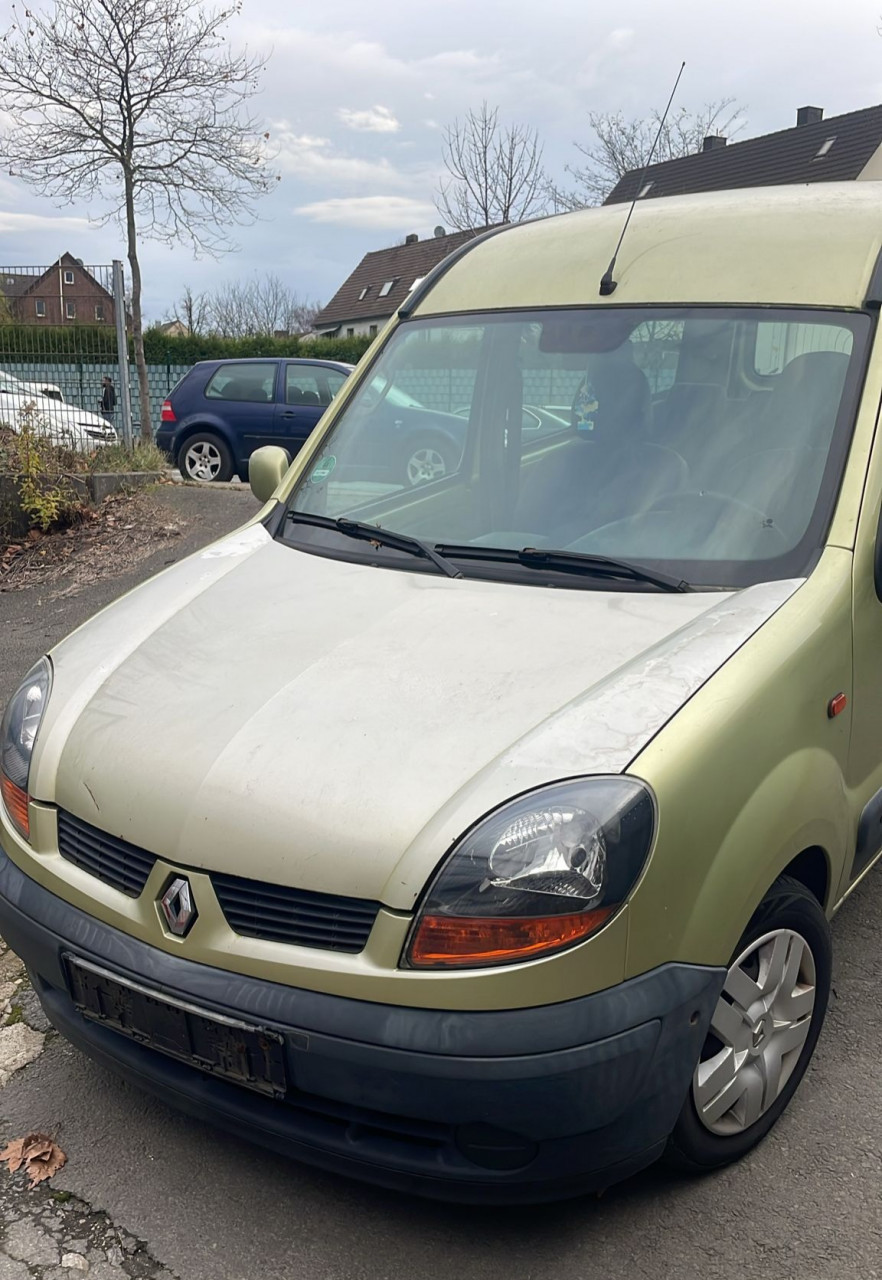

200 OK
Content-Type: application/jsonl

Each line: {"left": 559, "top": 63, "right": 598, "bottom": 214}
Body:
{"left": 1, "top": 0, "right": 882, "bottom": 321}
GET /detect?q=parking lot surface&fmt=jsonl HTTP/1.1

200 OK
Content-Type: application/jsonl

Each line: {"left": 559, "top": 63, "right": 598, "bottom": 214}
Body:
{"left": 0, "top": 484, "right": 880, "bottom": 1279}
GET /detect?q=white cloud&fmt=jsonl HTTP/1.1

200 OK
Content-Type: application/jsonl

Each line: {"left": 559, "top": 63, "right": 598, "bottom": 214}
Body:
{"left": 272, "top": 125, "right": 411, "bottom": 187}
{"left": 608, "top": 27, "right": 635, "bottom": 49}
{"left": 0, "top": 210, "right": 92, "bottom": 234}
{"left": 337, "top": 105, "right": 400, "bottom": 133}
{"left": 294, "top": 195, "right": 438, "bottom": 230}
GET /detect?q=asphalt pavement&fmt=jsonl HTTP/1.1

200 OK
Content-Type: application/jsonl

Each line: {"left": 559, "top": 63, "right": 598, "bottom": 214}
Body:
{"left": 0, "top": 484, "right": 880, "bottom": 1280}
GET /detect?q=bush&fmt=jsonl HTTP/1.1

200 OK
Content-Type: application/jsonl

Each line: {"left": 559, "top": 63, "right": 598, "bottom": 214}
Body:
{"left": 141, "top": 330, "right": 373, "bottom": 365}
{"left": 0, "top": 326, "right": 374, "bottom": 368}
{"left": 0, "top": 410, "right": 84, "bottom": 532}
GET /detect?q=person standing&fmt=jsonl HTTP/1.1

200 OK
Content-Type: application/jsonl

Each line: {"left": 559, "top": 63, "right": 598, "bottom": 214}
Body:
{"left": 99, "top": 375, "right": 116, "bottom": 423}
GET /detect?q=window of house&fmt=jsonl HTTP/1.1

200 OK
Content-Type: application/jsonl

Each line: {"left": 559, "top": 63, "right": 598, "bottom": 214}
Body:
{"left": 35, "top": 300, "right": 46, "bottom": 318}
{"left": 369, "top": 324, "right": 378, "bottom": 337}
{"left": 638, "top": 181, "right": 654, "bottom": 198}
{"left": 346, "top": 327, "right": 355, "bottom": 337}
{"left": 358, "top": 286, "right": 370, "bottom": 301}
{"left": 63, "top": 270, "right": 74, "bottom": 284}
{"left": 95, "top": 303, "right": 105, "bottom": 321}
{"left": 378, "top": 280, "right": 396, "bottom": 298}
{"left": 814, "top": 138, "right": 837, "bottom": 159}
{"left": 65, "top": 301, "right": 76, "bottom": 320}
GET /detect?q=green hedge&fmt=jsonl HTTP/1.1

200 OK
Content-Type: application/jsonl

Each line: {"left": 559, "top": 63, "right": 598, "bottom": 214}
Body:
{"left": 0, "top": 324, "right": 373, "bottom": 367}
{"left": 141, "top": 331, "right": 373, "bottom": 365}
{"left": 0, "top": 324, "right": 117, "bottom": 360}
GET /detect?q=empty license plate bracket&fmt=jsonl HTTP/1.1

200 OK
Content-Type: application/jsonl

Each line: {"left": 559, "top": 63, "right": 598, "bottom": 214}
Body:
{"left": 64, "top": 953, "right": 287, "bottom": 1099}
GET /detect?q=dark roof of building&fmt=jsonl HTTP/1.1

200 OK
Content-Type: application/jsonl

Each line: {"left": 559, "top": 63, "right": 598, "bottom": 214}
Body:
{"left": 0, "top": 272, "right": 38, "bottom": 299}
{"left": 314, "top": 226, "right": 497, "bottom": 329}
{"left": 605, "top": 103, "right": 882, "bottom": 205}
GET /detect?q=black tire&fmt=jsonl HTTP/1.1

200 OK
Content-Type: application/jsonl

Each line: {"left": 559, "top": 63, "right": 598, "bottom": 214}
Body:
{"left": 400, "top": 435, "right": 457, "bottom": 488}
{"left": 665, "top": 874, "right": 831, "bottom": 1172}
{"left": 178, "top": 432, "right": 234, "bottom": 483}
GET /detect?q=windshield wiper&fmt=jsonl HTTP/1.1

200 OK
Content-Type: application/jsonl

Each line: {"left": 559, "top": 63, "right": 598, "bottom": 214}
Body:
{"left": 434, "top": 544, "right": 690, "bottom": 592}
{"left": 286, "top": 511, "right": 463, "bottom": 579}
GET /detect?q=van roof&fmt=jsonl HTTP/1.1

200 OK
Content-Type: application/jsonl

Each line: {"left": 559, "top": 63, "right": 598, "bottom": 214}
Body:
{"left": 413, "top": 183, "right": 882, "bottom": 315}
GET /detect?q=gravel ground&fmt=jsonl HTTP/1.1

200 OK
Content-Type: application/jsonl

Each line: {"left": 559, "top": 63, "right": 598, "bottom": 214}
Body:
{"left": 0, "top": 483, "right": 880, "bottom": 1278}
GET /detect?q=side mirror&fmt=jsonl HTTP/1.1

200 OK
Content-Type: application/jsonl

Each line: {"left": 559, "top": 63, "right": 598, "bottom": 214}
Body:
{"left": 249, "top": 446, "right": 291, "bottom": 504}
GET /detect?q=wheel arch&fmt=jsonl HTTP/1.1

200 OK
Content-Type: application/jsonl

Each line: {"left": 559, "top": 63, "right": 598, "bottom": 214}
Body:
{"left": 172, "top": 419, "right": 238, "bottom": 465}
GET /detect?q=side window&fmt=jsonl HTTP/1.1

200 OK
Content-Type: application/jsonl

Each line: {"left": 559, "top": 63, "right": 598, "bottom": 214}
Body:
{"left": 205, "top": 362, "right": 276, "bottom": 402}
{"left": 326, "top": 371, "right": 347, "bottom": 401}
{"left": 755, "top": 322, "right": 854, "bottom": 376}
{"left": 285, "top": 369, "right": 323, "bottom": 406}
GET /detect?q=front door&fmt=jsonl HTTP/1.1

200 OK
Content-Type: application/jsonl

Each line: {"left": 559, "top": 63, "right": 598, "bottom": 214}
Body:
{"left": 275, "top": 365, "right": 346, "bottom": 456}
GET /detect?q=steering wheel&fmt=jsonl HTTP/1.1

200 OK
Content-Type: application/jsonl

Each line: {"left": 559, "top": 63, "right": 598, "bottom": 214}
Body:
{"left": 646, "top": 489, "right": 790, "bottom": 550}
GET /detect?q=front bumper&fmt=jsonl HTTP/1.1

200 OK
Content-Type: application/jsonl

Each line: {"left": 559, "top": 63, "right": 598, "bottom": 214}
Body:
{"left": 0, "top": 850, "right": 724, "bottom": 1203}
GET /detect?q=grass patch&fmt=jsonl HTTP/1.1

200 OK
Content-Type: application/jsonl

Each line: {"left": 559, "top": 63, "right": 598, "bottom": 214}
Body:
{"left": 83, "top": 440, "right": 168, "bottom": 474}
{"left": 5, "top": 1004, "right": 23, "bottom": 1025}
{"left": 51, "top": 1190, "right": 73, "bottom": 1203}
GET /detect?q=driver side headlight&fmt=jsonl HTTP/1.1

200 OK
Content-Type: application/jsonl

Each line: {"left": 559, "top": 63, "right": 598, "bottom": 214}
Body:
{"left": 405, "top": 777, "right": 654, "bottom": 968}
{"left": 0, "top": 658, "right": 52, "bottom": 841}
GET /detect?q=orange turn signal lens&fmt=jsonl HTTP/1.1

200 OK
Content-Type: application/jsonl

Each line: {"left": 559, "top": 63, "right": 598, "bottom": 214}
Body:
{"left": 407, "top": 907, "right": 614, "bottom": 968}
{"left": 0, "top": 773, "right": 29, "bottom": 840}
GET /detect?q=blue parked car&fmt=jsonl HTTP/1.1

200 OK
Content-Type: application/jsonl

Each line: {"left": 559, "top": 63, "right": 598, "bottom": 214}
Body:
{"left": 156, "top": 358, "right": 354, "bottom": 482}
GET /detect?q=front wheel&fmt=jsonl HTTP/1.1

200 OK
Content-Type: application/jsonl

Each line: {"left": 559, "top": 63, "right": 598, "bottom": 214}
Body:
{"left": 179, "top": 432, "right": 234, "bottom": 483}
{"left": 666, "top": 875, "right": 831, "bottom": 1172}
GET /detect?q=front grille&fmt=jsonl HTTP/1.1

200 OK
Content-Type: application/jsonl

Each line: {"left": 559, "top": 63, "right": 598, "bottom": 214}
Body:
{"left": 55, "top": 809, "right": 381, "bottom": 953}
{"left": 211, "top": 870, "right": 380, "bottom": 953}
{"left": 57, "top": 809, "right": 156, "bottom": 898}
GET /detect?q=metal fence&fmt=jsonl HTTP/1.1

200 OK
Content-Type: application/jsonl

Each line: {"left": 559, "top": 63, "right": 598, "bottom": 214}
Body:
{"left": 0, "top": 259, "right": 134, "bottom": 449}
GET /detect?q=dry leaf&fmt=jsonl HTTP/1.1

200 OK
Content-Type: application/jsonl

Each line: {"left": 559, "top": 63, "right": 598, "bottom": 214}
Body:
{"left": 0, "top": 1137, "right": 26, "bottom": 1173}
{"left": 0, "top": 1132, "right": 66, "bottom": 1186}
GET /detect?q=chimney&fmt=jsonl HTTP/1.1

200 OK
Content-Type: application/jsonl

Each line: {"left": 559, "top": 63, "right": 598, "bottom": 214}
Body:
{"left": 702, "top": 135, "right": 727, "bottom": 152}
{"left": 405, "top": 233, "right": 418, "bottom": 244}
{"left": 797, "top": 106, "right": 823, "bottom": 127}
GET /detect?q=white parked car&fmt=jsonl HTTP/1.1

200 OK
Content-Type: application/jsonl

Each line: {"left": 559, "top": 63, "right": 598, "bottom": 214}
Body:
{"left": 0, "top": 376, "right": 116, "bottom": 451}
{"left": 0, "top": 368, "right": 64, "bottom": 402}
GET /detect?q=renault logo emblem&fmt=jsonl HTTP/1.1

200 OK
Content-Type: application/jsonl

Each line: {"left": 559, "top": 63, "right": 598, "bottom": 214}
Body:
{"left": 159, "top": 876, "right": 197, "bottom": 937}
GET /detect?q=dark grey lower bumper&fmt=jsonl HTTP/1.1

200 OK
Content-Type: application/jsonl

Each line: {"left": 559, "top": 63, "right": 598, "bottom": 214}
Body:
{"left": 0, "top": 849, "right": 724, "bottom": 1203}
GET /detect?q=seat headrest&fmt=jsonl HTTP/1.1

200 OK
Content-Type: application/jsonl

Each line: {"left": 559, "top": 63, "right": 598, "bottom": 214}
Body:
{"left": 766, "top": 351, "right": 850, "bottom": 439}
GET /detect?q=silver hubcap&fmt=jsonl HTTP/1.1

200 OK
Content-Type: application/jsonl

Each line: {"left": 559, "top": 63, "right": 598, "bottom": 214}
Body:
{"left": 184, "top": 441, "right": 222, "bottom": 481}
{"left": 406, "top": 446, "right": 447, "bottom": 486}
{"left": 693, "top": 928, "right": 816, "bottom": 1135}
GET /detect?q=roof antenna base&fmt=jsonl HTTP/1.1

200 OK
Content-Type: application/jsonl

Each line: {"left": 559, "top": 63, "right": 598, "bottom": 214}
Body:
{"left": 599, "top": 271, "right": 618, "bottom": 296}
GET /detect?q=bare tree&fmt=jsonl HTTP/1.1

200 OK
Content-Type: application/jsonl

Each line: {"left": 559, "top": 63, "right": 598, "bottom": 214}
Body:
{"left": 0, "top": 0, "right": 276, "bottom": 440}
{"left": 551, "top": 100, "right": 747, "bottom": 209}
{"left": 171, "top": 287, "right": 210, "bottom": 337}
{"left": 204, "top": 274, "right": 321, "bottom": 337}
{"left": 436, "top": 102, "right": 548, "bottom": 231}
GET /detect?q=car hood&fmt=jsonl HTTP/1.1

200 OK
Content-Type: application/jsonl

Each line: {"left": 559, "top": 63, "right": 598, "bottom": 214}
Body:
{"left": 34, "top": 524, "right": 801, "bottom": 908}
{"left": 0, "top": 394, "right": 107, "bottom": 431}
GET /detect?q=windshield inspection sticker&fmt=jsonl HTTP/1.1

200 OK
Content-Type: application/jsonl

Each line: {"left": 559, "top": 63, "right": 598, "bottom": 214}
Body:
{"left": 310, "top": 455, "right": 336, "bottom": 483}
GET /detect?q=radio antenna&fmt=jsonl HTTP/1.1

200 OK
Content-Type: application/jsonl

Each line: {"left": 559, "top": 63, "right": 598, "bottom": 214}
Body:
{"left": 599, "top": 60, "right": 686, "bottom": 296}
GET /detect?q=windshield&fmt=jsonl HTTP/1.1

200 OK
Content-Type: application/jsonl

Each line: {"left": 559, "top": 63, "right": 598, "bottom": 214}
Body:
{"left": 283, "top": 307, "right": 870, "bottom": 589}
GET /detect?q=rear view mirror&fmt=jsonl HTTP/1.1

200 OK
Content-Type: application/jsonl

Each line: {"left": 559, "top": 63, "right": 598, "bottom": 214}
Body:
{"left": 249, "top": 446, "right": 291, "bottom": 504}
{"left": 539, "top": 313, "right": 635, "bottom": 354}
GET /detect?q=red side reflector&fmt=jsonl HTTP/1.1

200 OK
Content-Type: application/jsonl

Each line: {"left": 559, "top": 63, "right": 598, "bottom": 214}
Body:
{"left": 408, "top": 908, "right": 613, "bottom": 968}
{"left": 160, "top": 400, "right": 176, "bottom": 423}
{"left": 0, "top": 774, "right": 29, "bottom": 840}
{"left": 828, "top": 692, "right": 847, "bottom": 719}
